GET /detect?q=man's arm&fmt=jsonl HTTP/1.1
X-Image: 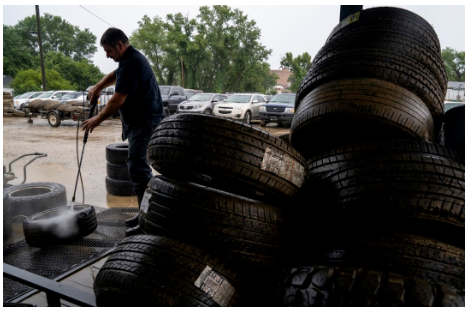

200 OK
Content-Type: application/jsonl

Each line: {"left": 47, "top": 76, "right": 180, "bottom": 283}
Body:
{"left": 88, "top": 71, "right": 117, "bottom": 101}
{"left": 82, "top": 92, "right": 127, "bottom": 133}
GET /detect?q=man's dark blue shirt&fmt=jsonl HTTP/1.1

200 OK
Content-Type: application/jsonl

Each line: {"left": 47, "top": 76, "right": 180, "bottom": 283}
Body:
{"left": 114, "top": 45, "right": 163, "bottom": 140}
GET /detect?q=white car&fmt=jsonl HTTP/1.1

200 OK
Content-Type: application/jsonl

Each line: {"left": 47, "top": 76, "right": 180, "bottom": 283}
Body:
{"left": 213, "top": 93, "right": 268, "bottom": 124}
{"left": 14, "top": 91, "right": 44, "bottom": 110}
{"left": 33, "top": 90, "right": 75, "bottom": 101}
{"left": 59, "top": 91, "right": 89, "bottom": 104}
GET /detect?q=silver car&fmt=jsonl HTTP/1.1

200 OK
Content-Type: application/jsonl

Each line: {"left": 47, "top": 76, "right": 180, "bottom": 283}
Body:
{"left": 177, "top": 93, "right": 228, "bottom": 115}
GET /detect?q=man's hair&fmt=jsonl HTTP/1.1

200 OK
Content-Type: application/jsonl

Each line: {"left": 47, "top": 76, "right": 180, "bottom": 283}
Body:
{"left": 100, "top": 28, "right": 129, "bottom": 48}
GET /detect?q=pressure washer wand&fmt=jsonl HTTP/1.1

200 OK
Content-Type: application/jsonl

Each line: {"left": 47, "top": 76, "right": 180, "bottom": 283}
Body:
{"left": 71, "top": 96, "right": 99, "bottom": 203}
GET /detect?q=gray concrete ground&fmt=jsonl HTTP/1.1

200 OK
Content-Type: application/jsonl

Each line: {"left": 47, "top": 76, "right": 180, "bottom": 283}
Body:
{"left": 3, "top": 116, "right": 290, "bottom": 209}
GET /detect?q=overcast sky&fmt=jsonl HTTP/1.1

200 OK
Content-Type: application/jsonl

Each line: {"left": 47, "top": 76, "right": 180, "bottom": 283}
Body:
{"left": 2, "top": 4, "right": 465, "bottom": 75}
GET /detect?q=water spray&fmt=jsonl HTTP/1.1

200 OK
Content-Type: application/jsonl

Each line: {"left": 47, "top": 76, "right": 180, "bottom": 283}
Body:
{"left": 71, "top": 96, "right": 98, "bottom": 206}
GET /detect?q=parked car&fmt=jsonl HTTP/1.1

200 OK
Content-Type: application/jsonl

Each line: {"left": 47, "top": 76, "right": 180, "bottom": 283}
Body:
{"left": 258, "top": 93, "right": 296, "bottom": 127}
{"left": 160, "top": 85, "right": 188, "bottom": 114}
{"left": 13, "top": 91, "right": 43, "bottom": 110}
{"left": 23, "top": 90, "right": 74, "bottom": 110}
{"left": 444, "top": 101, "right": 465, "bottom": 112}
{"left": 183, "top": 89, "right": 204, "bottom": 100}
{"left": 213, "top": 93, "right": 268, "bottom": 124}
{"left": 59, "top": 91, "right": 88, "bottom": 104}
{"left": 177, "top": 93, "right": 228, "bottom": 115}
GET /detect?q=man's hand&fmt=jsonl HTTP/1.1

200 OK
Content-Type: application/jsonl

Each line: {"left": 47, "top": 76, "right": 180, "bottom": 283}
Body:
{"left": 87, "top": 85, "right": 102, "bottom": 103}
{"left": 82, "top": 116, "right": 103, "bottom": 133}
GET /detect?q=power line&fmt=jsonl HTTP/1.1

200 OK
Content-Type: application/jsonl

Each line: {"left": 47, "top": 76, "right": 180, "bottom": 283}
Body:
{"left": 79, "top": 5, "right": 113, "bottom": 27}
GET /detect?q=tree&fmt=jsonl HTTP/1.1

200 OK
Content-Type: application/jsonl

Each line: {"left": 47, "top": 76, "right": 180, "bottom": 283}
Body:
{"left": 13, "top": 13, "right": 97, "bottom": 61}
{"left": 3, "top": 25, "right": 37, "bottom": 77}
{"left": 44, "top": 52, "right": 104, "bottom": 90}
{"left": 280, "top": 52, "right": 312, "bottom": 92}
{"left": 442, "top": 47, "right": 465, "bottom": 82}
{"left": 10, "top": 68, "right": 75, "bottom": 94}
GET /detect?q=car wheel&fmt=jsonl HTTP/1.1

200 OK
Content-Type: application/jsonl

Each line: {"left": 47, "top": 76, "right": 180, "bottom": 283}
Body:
{"left": 94, "top": 235, "right": 241, "bottom": 307}
{"left": 244, "top": 111, "right": 252, "bottom": 124}
{"left": 163, "top": 106, "right": 171, "bottom": 117}
{"left": 139, "top": 176, "right": 285, "bottom": 268}
{"left": 204, "top": 109, "right": 212, "bottom": 115}
{"left": 22, "top": 205, "right": 97, "bottom": 247}
{"left": 5, "top": 182, "right": 67, "bottom": 217}
{"left": 47, "top": 112, "right": 61, "bottom": 127}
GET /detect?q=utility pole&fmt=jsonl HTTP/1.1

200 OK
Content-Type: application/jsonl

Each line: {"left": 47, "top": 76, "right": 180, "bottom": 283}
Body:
{"left": 35, "top": 5, "right": 47, "bottom": 91}
{"left": 180, "top": 57, "right": 185, "bottom": 88}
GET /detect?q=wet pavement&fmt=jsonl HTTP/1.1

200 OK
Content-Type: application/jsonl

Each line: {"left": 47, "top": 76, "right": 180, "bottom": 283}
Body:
{"left": 3, "top": 116, "right": 290, "bottom": 209}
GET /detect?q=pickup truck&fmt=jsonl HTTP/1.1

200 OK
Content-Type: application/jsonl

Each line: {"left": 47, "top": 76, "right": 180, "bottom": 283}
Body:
{"left": 159, "top": 85, "right": 188, "bottom": 115}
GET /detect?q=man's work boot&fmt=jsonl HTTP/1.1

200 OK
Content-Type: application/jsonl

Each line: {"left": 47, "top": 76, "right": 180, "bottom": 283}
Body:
{"left": 125, "top": 191, "right": 144, "bottom": 227}
{"left": 125, "top": 224, "right": 143, "bottom": 237}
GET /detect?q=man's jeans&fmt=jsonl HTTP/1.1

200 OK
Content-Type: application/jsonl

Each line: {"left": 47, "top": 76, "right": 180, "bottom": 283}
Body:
{"left": 127, "top": 126, "right": 155, "bottom": 203}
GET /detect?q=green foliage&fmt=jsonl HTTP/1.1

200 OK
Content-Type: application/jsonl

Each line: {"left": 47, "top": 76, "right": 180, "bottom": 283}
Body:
{"left": 14, "top": 13, "right": 97, "bottom": 61}
{"left": 44, "top": 52, "right": 104, "bottom": 90}
{"left": 280, "top": 52, "right": 312, "bottom": 92}
{"left": 10, "top": 68, "right": 75, "bottom": 94}
{"left": 442, "top": 47, "right": 465, "bottom": 82}
{"left": 131, "top": 6, "right": 273, "bottom": 93}
{"left": 269, "top": 88, "right": 278, "bottom": 95}
{"left": 3, "top": 25, "right": 37, "bottom": 77}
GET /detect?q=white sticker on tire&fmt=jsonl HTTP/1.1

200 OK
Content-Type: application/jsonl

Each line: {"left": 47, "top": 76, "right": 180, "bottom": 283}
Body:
{"left": 194, "top": 265, "right": 236, "bottom": 306}
{"left": 140, "top": 191, "right": 151, "bottom": 214}
{"left": 261, "top": 147, "right": 305, "bottom": 188}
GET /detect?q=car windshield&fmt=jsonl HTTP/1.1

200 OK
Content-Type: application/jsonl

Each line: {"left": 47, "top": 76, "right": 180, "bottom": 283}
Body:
{"left": 30, "top": 92, "right": 43, "bottom": 98}
{"left": 185, "top": 90, "right": 195, "bottom": 99}
{"left": 37, "top": 91, "right": 54, "bottom": 98}
{"left": 189, "top": 93, "right": 213, "bottom": 101}
{"left": 17, "top": 92, "right": 35, "bottom": 99}
{"left": 444, "top": 103, "right": 464, "bottom": 112}
{"left": 61, "top": 92, "right": 82, "bottom": 100}
{"left": 224, "top": 95, "right": 251, "bottom": 103}
{"left": 159, "top": 87, "right": 170, "bottom": 95}
{"left": 270, "top": 94, "right": 296, "bottom": 103}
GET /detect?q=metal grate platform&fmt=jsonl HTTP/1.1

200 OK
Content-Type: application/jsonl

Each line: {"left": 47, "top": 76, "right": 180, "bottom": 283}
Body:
{"left": 3, "top": 207, "right": 137, "bottom": 302}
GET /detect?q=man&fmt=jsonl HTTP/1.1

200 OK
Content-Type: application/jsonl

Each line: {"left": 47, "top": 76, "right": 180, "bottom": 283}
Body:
{"left": 83, "top": 28, "right": 164, "bottom": 236}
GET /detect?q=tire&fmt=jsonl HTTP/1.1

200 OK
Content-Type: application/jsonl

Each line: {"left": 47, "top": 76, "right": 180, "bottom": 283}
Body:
{"left": 295, "top": 49, "right": 445, "bottom": 122}
{"left": 27, "top": 99, "right": 43, "bottom": 111}
{"left": 12, "top": 109, "right": 25, "bottom": 117}
{"left": 327, "top": 7, "right": 441, "bottom": 53}
{"left": 105, "top": 143, "right": 128, "bottom": 165}
{"left": 290, "top": 78, "right": 435, "bottom": 157}
{"left": 37, "top": 99, "right": 53, "bottom": 109}
{"left": 106, "top": 162, "right": 130, "bottom": 180}
{"left": 203, "top": 109, "right": 212, "bottom": 115}
{"left": 277, "top": 133, "right": 290, "bottom": 144}
{"left": 3, "top": 190, "right": 12, "bottom": 240}
{"left": 244, "top": 111, "right": 252, "bottom": 124}
{"left": 47, "top": 112, "right": 61, "bottom": 127}
{"left": 273, "top": 266, "right": 465, "bottom": 307}
{"left": 147, "top": 114, "right": 307, "bottom": 202}
{"left": 63, "top": 105, "right": 76, "bottom": 115}
{"left": 139, "top": 176, "right": 285, "bottom": 268}
{"left": 308, "top": 139, "right": 465, "bottom": 227}
{"left": 260, "top": 120, "right": 266, "bottom": 127}
{"left": 22, "top": 205, "right": 97, "bottom": 247}
{"left": 284, "top": 232, "right": 465, "bottom": 291}
{"left": 3, "top": 113, "right": 14, "bottom": 117}
{"left": 163, "top": 106, "right": 171, "bottom": 117}
{"left": 94, "top": 235, "right": 241, "bottom": 307}
{"left": 314, "top": 21, "right": 447, "bottom": 92}
{"left": 56, "top": 104, "right": 71, "bottom": 112}
{"left": 105, "top": 176, "right": 135, "bottom": 196}
{"left": 5, "top": 182, "right": 67, "bottom": 217}
{"left": 444, "top": 105, "right": 465, "bottom": 157}
{"left": 42, "top": 100, "right": 62, "bottom": 110}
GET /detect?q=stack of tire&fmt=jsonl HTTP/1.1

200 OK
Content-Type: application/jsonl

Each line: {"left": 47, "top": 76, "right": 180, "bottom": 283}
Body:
{"left": 105, "top": 143, "right": 135, "bottom": 196}
{"left": 3, "top": 92, "right": 26, "bottom": 118}
{"left": 94, "top": 113, "right": 308, "bottom": 306}
{"left": 273, "top": 7, "right": 465, "bottom": 306}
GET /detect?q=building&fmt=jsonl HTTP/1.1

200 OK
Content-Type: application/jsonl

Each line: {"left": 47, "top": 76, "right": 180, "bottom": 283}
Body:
{"left": 3, "top": 75, "right": 14, "bottom": 95}
{"left": 270, "top": 68, "right": 292, "bottom": 92}
{"left": 445, "top": 81, "right": 465, "bottom": 102}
